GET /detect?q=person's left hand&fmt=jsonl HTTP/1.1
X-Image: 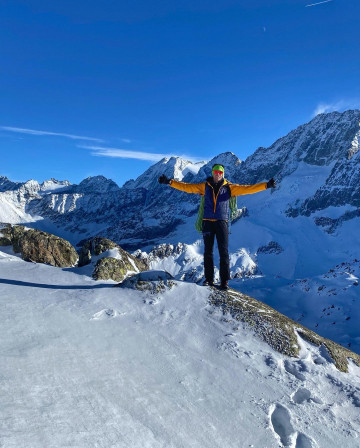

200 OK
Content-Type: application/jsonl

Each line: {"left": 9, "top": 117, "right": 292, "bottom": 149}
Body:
{"left": 266, "top": 178, "right": 276, "bottom": 189}
{"left": 158, "top": 174, "right": 171, "bottom": 185}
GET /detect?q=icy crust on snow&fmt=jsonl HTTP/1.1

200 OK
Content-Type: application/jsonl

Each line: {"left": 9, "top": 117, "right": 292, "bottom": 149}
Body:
{"left": 1, "top": 252, "right": 360, "bottom": 447}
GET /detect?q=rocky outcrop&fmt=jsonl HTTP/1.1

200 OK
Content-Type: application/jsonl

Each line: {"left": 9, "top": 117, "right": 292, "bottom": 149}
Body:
{"left": 115, "top": 270, "right": 175, "bottom": 293}
{"left": 93, "top": 257, "right": 132, "bottom": 282}
{"left": 93, "top": 251, "right": 146, "bottom": 282}
{"left": 257, "top": 241, "right": 284, "bottom": 255}
{"left": 136, "top": 242, "right": 187, "bottom": 262}
{"left": 0, "top": 225, "right": 12, "bottom": 246}
{"left": 78, "top": 237, "right": 120, "bottom": 267}
{"left": 210, "top": 286, "right": 360, "bottom": 373}
{"left": 83, "top": 237, "right": 147, "bottom": 281}
{"left": 0, "top": 225, "right": 78, "bottom": 267}
{"left": 0, "top": 237, "right": 12, "bottom": 246}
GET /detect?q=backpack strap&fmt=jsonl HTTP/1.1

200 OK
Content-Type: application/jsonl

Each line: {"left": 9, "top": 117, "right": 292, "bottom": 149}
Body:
{"left": 195, "top": 195, "right": 205, "bottom": 234}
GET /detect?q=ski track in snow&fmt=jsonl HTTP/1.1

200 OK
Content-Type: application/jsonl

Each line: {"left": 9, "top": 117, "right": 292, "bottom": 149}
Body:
{"left": 0, "top": 250, "right": 360, "bottom": 447}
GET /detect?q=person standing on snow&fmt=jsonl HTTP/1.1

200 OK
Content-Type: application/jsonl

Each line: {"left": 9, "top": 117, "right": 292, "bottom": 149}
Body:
{"left": 158, "top": 164, "right": 276, "bottom": 290}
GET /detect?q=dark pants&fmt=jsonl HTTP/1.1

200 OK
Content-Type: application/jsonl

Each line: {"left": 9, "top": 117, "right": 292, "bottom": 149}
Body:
{"left": 202, "top": 220, "right": 230, "bottom": 283}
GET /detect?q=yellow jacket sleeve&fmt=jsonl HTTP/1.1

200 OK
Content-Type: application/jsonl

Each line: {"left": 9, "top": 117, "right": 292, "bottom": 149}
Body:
{"left": 229, "top": 182, "right": 267, "bottom": 196}
{"left": 169, "top": 179, "right": 206, "bottom": 195}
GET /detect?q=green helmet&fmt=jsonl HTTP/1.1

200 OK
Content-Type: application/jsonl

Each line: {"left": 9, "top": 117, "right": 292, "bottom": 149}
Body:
{"left": 212, "top": 164, "right": 225, "bottom": 175}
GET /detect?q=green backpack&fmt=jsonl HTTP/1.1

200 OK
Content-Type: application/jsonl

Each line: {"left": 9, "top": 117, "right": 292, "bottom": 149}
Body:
{"left": 195, "top": 182, "right": 238, "bottom": 234}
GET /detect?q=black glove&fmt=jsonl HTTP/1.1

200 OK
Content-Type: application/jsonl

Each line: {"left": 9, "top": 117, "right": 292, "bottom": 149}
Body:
{"left": 158, "top": 174, "right": 171, "bottom": 185}
{"left": 266, "top": 178, "right": 276, "bottom": 189}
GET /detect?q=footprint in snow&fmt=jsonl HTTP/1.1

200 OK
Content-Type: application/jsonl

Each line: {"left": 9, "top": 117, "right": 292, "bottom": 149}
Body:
{"left": 270, "top": 404, "right": 318, "bottom": 447}
{"left": 295, "top": 432, "right": 318, "bottom": 448}
{"left": 270, "top": 404, "right": 294, "bottom": 447}
{"left": 292, "top": 388, "right": 323, "bottom": 405}
{"left": 91, "top": 309, "right": 123, "bottom": 320}
{"left": 284, "top": 360, "right": 308, "bottom": 381}
{"left": 264, "top": 354, "right": 279, "bottom": 369}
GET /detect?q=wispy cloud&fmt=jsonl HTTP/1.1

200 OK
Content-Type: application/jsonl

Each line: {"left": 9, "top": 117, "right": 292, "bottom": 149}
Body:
{"left": 80, "top": 145, "right": 204, "bottom": 163}
{"left": 313, "top": 99, "right": 360, "bottom": 116}
{"left": 306, "top": 0, "right": 333, "bottom": 7}
{"left": 0, "top": 126, "right": 104, "bottom": 142}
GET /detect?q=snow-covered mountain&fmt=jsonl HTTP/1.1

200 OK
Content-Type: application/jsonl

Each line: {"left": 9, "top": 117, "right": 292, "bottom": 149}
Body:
{"left": 123, "top": 157, "right": 206, "bottom": 190}
{"left": 1, "top": 110, "right": 360, "bottom": 352}
{"left": 1, "top": 245, "right": 360, "bottom": 447}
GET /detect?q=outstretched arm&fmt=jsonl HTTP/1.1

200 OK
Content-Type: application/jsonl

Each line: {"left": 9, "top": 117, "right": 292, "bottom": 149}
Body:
{"left": 158, "top": 174, "right": 205, "bottom": 194}
{"left": 229, "top": 181, "right": 269, "bottom": 196}
{"left": 169, "top": 179, "right": 206, "bottom": 194}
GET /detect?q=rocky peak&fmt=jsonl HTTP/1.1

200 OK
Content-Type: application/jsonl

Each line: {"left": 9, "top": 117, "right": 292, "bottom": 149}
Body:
{"left": 76, "top": 175, "right": 120, "bottom": 193}
{"left": 0, "top": 176, "right": 22, "bottom": 192}
{"left": 40, "top": 178, "right": 71, "bottom": 192}
{"left": 123, "top": 156, "right": 206, "bottom": 190}
{"left": 236, "top": 109, "right": 360, "bottom": 185}
{"left": 190, "top": 152, "right": 242, "bottom": 183}
{"left": 18, "top": 180, "right": 41, "bottom": 198}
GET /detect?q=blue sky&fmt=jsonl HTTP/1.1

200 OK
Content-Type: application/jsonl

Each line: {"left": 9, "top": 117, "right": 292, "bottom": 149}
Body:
{"left": 1, "top": 0, "right": 359, "bottom": 187}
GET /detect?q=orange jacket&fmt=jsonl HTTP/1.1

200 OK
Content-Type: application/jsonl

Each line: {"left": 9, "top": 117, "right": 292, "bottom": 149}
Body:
{"left": 169, "top": 178, "right": 267, "bottom": 220}
{"left": 169, "top": 179, "right": 267, "bottom": 196}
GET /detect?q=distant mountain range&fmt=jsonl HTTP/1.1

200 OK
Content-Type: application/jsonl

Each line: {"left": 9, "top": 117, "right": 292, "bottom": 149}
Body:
{"left": 1, "top": 109, "right": 359, "bottom": 248}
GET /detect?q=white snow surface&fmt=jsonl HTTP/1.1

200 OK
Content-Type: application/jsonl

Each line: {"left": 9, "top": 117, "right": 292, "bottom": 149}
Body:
{"left": 1, "top": 249, "right": 360, "bottom": 447}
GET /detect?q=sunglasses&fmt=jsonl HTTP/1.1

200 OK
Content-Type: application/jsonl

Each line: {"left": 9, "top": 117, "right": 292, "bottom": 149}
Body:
{"left": 213, "top": 170, "right": 224, "bottom": 175}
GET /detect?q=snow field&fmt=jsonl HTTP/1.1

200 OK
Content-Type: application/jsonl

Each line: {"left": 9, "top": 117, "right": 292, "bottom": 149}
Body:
{"left": 0, "top": 250, "right": 360, "bottom": 447}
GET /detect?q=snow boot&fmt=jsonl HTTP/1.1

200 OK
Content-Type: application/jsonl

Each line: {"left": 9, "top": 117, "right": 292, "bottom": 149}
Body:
{"left": 203, "top": 280, "right": 214, "bottom": 287}
{"left": 220, "top": 281, "right": 229, "bottom": 290}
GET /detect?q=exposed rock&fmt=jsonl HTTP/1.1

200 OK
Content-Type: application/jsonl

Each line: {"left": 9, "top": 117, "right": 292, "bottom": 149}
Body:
{"left": 144, "top": 242, "right": 186, "bottom": 260}
{"left": 1, "top": 224, "right": 26, "bottom": 252}
{"left": 257, "top": 241, "right": 284, "bottom": 255}
{"left": 209, "top": 286, "right": 360, "bottom": 373}
{"left": 78, "top": 237, "right": 120, "bottom": 267}
{"left": 78, "top": 236, "right": 147, "bottom": 282}
{"left": 0, "top": 227, "right": 12, "bottom": 246}
{"left": 93, "top": 257, "right": 133, "bottom": 282}
{"left": 91, "top": 242, "right": 147, "bottom": 282}
{"left": 115, "top": 270, "right": 175, "bottom": 293}
{"left": 0, "top": 224, "right": 78, "bottom": 267}
{"left": 0, "top": 237, "right": 12, "bottom": 246}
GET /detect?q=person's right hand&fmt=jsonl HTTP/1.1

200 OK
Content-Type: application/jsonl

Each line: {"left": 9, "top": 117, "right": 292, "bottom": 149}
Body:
{"left": 158, "top": 174, "right": 171, "bottom": 185}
